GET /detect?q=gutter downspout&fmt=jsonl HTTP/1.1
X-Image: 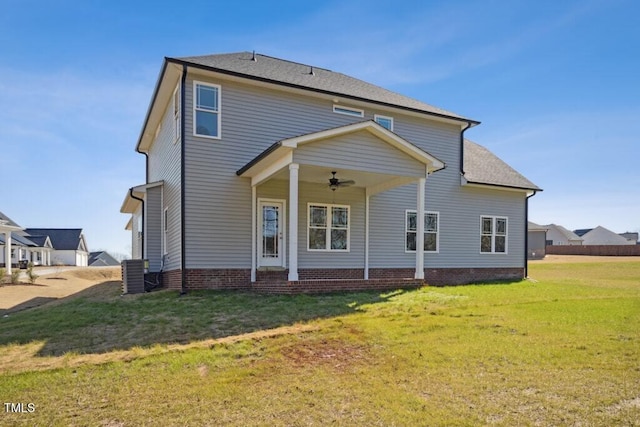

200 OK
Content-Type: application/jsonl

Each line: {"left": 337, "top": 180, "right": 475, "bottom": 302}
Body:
{"left": 129, "top": 188, "right": 145, "bottom": 259}
{"left": 180, "top": 64, "right": 187, "bottom": 295}
{"left": 459, "top": 121, "right": 473, "bottom": 177}
{"left": 525, "top": 191, "right": 538, "bottom": 278}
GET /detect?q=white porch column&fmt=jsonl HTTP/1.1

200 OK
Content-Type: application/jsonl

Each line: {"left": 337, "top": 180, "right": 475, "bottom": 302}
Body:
{"left": 4, "top": 231, "right": 11, "bottom": 276}
{"left": 364, "top": 191, "right": 370, "bottom": 280}
{"left": 251, "top": 185, "right": 257, "bottom": 282}
{"left": 415, "top": 177, "right": 426, "bottom": 279}
{"left": 288, "top": 163, "right": 299, "bottom": 281}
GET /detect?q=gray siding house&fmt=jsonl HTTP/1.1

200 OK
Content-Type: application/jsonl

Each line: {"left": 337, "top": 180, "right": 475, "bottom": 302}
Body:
{"left": 121, "top": 52, "right": 541, "bottom": 292}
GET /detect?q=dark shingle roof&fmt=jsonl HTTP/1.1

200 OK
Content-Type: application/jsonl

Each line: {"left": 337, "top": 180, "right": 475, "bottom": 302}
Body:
{"left": 173, "top": 52, "right": 477, "bottom": 124}
{"left": 573, "top": 228, "right": 593, "bottom": 237}
{"left": 25, "top": 228, "right": 84, "bottom": 251}
{"left": 89, "top": 251, "right": 119, "bottom": 266}
{"left": 463, "top": 139, "right": 541, "bottom": 191}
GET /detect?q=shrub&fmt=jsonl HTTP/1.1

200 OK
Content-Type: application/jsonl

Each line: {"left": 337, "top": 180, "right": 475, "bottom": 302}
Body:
{"left": 26, "top": 262, "right": 38, "bottom": 285}
{"left": 0, "top": 267, "right": 5, "bottom": 284}
{"left": 10, "top": 268, "right": 20, "bottom": 285}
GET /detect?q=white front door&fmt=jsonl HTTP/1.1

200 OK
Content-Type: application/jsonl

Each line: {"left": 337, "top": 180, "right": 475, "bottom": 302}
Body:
{"left": 258, "top": 200, "right": 285, "bottom": 267}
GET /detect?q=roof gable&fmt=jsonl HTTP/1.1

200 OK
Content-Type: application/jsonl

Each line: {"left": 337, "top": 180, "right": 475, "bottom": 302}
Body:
{"left": 545, "top": 224, "right": 583, "bottom": 242}
{"left": 237, "top": 120, "right": 444, "bottom": 184}
{"left": 25, "top": 228, "right": 86, "bottom": 251}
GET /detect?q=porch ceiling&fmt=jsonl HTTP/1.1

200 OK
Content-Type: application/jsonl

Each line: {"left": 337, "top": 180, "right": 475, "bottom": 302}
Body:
{"left": 268, "top": 164, "right": 416, "bottom": 193}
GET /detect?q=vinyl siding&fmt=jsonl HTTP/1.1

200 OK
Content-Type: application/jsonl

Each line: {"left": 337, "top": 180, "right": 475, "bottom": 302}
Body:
{"left": 145, "top": 186, "right": 163, "bottom": 272}
{"left": 147, "top": 83, "right": 182, "bottom": 271}
{"left": 293, "top": 130, "right": 426, "bottom": 177}
{"left": 178, "top": 71, "right": 526, "bottom": 270}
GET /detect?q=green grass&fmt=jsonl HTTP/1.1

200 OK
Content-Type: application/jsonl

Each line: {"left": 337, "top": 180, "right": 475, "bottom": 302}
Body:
{"left": 1, "top": 260, "right": 639, "bottom": 426}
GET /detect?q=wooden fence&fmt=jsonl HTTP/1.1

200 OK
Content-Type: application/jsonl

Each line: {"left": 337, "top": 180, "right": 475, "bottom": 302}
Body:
{"left": 546, "top": 245, "right": 640, "bottom": 256}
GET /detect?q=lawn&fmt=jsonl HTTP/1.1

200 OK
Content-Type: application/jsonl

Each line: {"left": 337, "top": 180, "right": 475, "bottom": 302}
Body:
{"left": 1, "top": 259, "right": 639, "bottom": 426}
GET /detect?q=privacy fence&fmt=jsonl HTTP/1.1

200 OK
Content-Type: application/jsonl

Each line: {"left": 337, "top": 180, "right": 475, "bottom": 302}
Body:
{"left": 546, "top": 245, "right": 640, "bottom": 256}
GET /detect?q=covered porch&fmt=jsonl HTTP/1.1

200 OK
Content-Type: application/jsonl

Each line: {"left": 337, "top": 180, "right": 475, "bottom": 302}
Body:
{"left": 237, "top": 120, "right": 445, "bottom": 288}
{"left": 0, "top": 220, "right": 23, "bottom": 275}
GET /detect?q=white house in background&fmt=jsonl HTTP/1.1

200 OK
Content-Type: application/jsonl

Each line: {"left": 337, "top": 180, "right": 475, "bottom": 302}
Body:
{"left": 578, "top": 226, "right": 636, "bottom": 246}
{"left": 24, "top": 228, "right": 89, "bottom": 266}
{"left": 544, "top": 224, "right": 583, "bottom": 246}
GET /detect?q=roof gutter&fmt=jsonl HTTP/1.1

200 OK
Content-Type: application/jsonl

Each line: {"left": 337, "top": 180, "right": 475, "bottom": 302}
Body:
{"left": 525, "top": 190, "right": 538, "bottom": 278}
{"left": 166, "top": 57, "right": 481, "bottom": 127}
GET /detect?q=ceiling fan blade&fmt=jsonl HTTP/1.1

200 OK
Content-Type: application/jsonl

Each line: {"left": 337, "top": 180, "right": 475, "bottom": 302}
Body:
{"left": 339, "top": 180, "right": 355, "bottom": 186}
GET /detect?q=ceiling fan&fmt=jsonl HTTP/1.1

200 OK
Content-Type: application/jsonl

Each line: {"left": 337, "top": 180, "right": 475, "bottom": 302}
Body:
{"left": 328, "top": 171, "right": 355, "bottom": 191}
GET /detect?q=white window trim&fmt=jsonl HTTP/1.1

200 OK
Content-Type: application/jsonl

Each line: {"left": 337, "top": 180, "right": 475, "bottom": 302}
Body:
{"left": 374, "top": 114, "right": 394, "bottom": 131}
{"left": 405, "top": 210, "right": 440, "bottom": 253}
{"left": 173, "top": 82, "right": 181, "bottom": 144}
{"left": 193, "top": 80, "right": 221, "bottom": 140}
{"left": 307, "top": 203, "right": 351, "bottom": 252}
{"left": 480, "top": 215, "right": 508, "bottom": 254}
{"left": 333, "top": 105, "right": 364, "bottom": 118}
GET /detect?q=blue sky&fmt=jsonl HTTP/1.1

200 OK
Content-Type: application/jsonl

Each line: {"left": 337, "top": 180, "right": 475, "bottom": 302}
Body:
{"left": 1, "top": 0, "right": 638, "bottom": 256}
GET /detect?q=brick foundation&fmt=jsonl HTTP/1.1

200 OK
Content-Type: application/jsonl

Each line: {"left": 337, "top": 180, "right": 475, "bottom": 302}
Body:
{"left": 425, "top": 267, "right": 524, "bottom": 286}
{"left": 156, "top": 267, "right": 524, "bottom": 293}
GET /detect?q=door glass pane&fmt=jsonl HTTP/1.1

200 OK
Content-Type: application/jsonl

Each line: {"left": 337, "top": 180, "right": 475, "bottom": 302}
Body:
{"left": 262, "top": 206, "right": 279, "bottom": 257}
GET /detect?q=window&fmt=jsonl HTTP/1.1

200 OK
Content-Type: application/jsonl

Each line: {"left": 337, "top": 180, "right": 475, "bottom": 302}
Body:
{"left": 173, "top": 83, "right": 181, "bottom": 143}
{"left": 308, "top": 204, "right": 350, "bottom": 251}
{"left": 194, "top": 81, "right": 221, "bottom": 138}
{"left": 333, "top": 105, "right": 364, "bottom": 117}
{"left": 406, "top": 211, "right": 439, "bottom": 252}
{"left": 481, "top": 216, "right": 508, "bottom": 253}
{"left": 374, "top": 114, "right": 394, "bottom": 131}
{"left": 163, "top": 207, "right": 168, "bottom": 255}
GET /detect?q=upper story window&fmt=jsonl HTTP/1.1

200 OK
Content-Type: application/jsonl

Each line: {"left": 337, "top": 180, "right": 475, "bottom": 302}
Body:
{"left": 333, "top": 105, "right": 364, "bottom": 118}
{"left": 173, "top": 83, "right": 181, "bottom": 143}
{"left": 374, "top": 114, "right": 394, "bottom": 131}
{"left": 308, "top": 203, "right": 350, "bottom": 251}
{"left": 406, "top": 210, "right": 439, "bottom": 252}
{"left": 194, "top": 81, "right": 221, "bottom": 139}
{"left": 481, "top": 216, "right": 508, "bottom": 254}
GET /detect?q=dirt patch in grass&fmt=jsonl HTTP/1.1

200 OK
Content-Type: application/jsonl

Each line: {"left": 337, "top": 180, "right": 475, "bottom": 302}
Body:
{"left": 281, "top": 338, "right": 370, "bottom": 370}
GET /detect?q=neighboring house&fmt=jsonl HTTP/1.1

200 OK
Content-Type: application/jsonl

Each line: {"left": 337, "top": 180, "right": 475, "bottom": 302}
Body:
{"left": 121, "top": 51, "right": 541, "bottom": 292}
{"left": 0, "top": 211, "right": 54, "bottom": 269}
{"left": 579, "top": 226, "right": 636, "bottom": 246}
{"left": 544, "top": 224, "right": 583, "bottom": 246}
{"left": 527, "top": 222, "right": 548, "bottom": 259}
{"left": 25, "top": 228, "right": 89, "bottom": 266}
{"left": 619, "top": 232, "right": 639, "bottom": 244}
{"left": 89, "top": 251, "right": 120, "bottom": 266}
